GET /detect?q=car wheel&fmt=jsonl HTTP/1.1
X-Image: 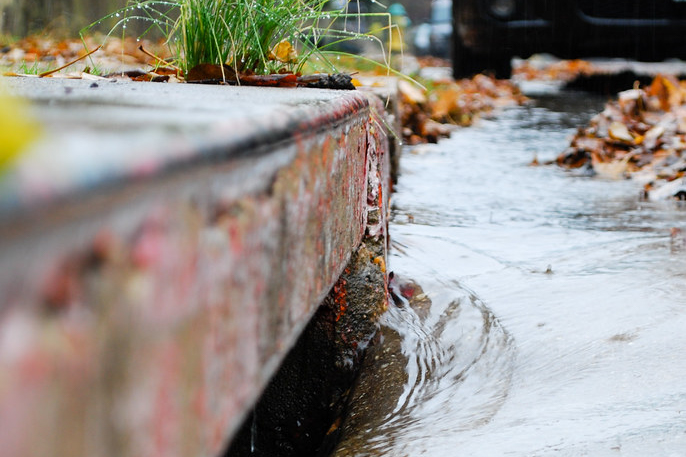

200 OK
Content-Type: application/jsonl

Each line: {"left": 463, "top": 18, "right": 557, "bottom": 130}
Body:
{"left": 452, "top": 36, "right": 512, "bottom": 79}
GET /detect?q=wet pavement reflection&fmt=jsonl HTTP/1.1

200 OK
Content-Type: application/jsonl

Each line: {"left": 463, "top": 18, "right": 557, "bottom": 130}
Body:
{"left": 335, "top": 88, "right": 686, "bottom": 456}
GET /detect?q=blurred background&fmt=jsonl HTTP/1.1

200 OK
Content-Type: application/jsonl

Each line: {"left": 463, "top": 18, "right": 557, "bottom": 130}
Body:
{"left": 0, "top": 0, "right": 431, "bottom": 37}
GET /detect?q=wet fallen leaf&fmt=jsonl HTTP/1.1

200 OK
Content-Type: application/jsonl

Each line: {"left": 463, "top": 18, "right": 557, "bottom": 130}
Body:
{"left": 617, "top": 88, "right": 645, "bottom": 116}
{"left": 646, "top": 74, "right": 683, "bottom": 111}
{"left": 420, "top": 119, "right": 452, "bottom": 142}
{"left": 241, "top": 73, "right": 298, "bottom": 87}
{"left": 642, "top": 125, "right": 666, "bottom": 149}
{"left": 398, "top": 79, "right": 426, "bottom": 105}
{"left": 608, "top": 121, "right": 634, "bottom": 142}
{"left": 592, "top": 152, "right": 634, "bottom": 180}
{"left": 429, "top": 87, "right": 461, "bottom": 121}
{"left": 326, "top": 417, "right": 342, "bottom": 436}
{"left": 269, "top": 40, "right": 298, "bottom": 64}
{"left": 132, "top": 73, "right": 170, "bottom": 82}
{"left": 186, "top": 63, "right": 237, "bottom": 83}
{"left": 153, "top": 66, "right": 182, "bottom": 77}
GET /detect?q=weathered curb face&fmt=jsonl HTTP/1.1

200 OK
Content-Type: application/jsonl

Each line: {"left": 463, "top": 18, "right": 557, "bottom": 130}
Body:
{"left": 225, "top": 239, "right": 389, "bottom": 457}
{"left": 226, "top": 93, "right": 393, "bottom": 455}
{"left": 0, "top": 79, "right": 393, "bottom": 457}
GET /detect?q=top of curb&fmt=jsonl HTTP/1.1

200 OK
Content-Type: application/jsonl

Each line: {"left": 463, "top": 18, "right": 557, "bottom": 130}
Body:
{"left": 1, "top": 77, "right": 371, "bottom": 221}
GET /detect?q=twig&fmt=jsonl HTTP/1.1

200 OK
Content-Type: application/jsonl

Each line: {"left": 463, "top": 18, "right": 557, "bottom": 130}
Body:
{"left": 138, "top": 45, "right": 182, "bottom": 74}
{"left": 39, "top": 46, "right": 102, "bottom": 77}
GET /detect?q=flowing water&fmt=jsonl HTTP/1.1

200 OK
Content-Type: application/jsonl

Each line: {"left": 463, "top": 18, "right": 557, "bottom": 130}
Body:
{"left": 337, "top": 87, "right": 686, "bottom": 456}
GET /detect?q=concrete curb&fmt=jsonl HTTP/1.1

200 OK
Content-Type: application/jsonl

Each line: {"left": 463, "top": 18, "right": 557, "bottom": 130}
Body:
{"left": 1, "top": 79, "right": 367, "bottom": 218}
{"left": 0, "top": 78, "right": 393, "bottom": 457}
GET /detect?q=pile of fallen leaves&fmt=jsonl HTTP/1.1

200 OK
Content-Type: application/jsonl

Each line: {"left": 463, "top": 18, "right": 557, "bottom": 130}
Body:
{"left": 557, "top": 74, "right": 686, "bottom": 200}
{"left": 399, "top": 73, "right": 528, "bottom": 144}
{"left": 414, "top": 55, "right": 451, "bottom": 69}
{"left": 512, "top": 57, "right": 594, "bottom": 82}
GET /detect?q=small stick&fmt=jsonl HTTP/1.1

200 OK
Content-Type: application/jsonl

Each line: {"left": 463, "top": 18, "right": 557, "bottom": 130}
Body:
{"left": 39, "top": 45, "right": 102, "bottom": 77}
{"left": 138, "top": 45, "right": 182, "bottom": 73}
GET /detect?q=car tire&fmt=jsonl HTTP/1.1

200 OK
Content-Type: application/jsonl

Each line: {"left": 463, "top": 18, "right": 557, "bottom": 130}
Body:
{"left": 452, "top": 35, "right": 512, "bottom": 79}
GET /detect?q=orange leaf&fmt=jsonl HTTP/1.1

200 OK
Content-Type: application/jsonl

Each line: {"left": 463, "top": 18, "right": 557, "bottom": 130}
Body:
{"left": 647, "top": 74, "right": 682, "bottom": 111}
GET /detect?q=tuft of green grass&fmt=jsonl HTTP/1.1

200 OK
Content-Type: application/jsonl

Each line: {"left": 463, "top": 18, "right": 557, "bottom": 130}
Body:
{"left": 83, "top": 0, "right": 399, "bottom": 79}
{"left": 83, "top": 64, "right": 105, "bottom": 76}
{"left": 16, "top": 60, "right": 54, "bottom": 75}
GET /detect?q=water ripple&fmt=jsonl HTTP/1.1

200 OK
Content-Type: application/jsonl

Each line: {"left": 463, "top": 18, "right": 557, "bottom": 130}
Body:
{"left": 356, "top": 274, "right": 515, "bottom": 456}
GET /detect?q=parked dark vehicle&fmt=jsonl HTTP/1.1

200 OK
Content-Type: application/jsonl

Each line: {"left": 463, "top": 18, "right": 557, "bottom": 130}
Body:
{"left": 453, "top": 0, "right": 686, "bottom": 77}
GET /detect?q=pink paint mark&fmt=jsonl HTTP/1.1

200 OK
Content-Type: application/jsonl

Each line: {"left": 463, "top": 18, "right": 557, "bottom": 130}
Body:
{"left": 131, "top": 221, "right": 167, "bottom": 270}
{"left": 152, "top": 343, "right": 181, "bottom": 457}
